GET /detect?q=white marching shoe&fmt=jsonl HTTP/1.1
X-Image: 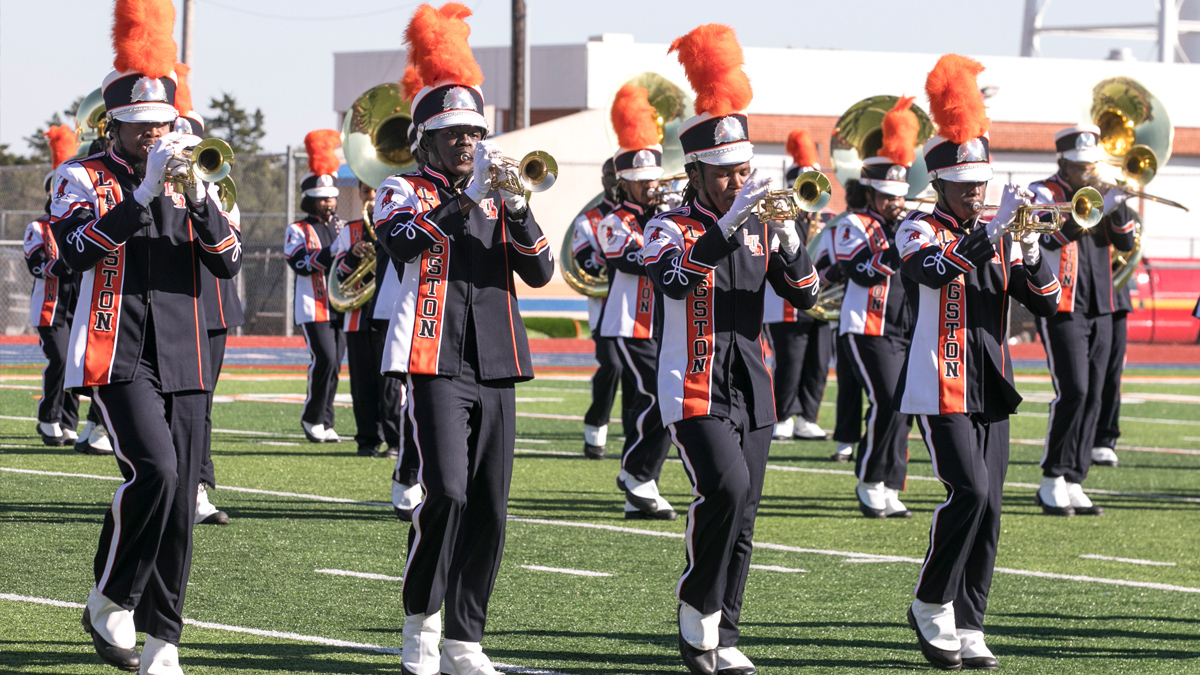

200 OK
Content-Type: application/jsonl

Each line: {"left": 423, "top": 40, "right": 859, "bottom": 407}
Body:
{"left": 830, "top": 442, "right": 853, "bottom": 463}
{"left": 140, "top": 636, "right": 184, "bottom": 675}
{"left": 771, "top": 416, "right": 795, "bottom": 440}
{"left": 194, "top": 483, "right": 229, "bottom": 525}
{"left": 440, "top": 639, "right": 499, "bottom": 675}
{"left": 717, "top": 646, "right": 756, "bottom": 674}
{"left": 76, "top": 422, "right": 114, "bottom": 455}
{"left": 883, "top": 488, "right": 912, "bottom": 519}
{"left": 907, "top": 599, "right": 961, "bottom": 670}
{"left": 301, "top": 421, "right": 326, "bottom": 444}
{"left": 583, "top": 423, "right": 607, "bottom": 459}
{"left": 1035, "top": 476, "right": 1075, "bottom": 516}
{"left": 323, "top": 426, "right": 341, "bottom": 443}
{"left": 83, "top": 587, "right": 140, "bottom": 670}
{"left": 855, "top": 481, "right": 889, "bottom": 518}
{"left": 1091, "top": 446, "right": 1119, "bottom": 467}
{"left": 1066, "top": 481, "right": 1104, "bottom": 516}
{"left": 401, "top": 612, "right": 441, "bottom": 675}
{"left": 792, "top": 417, "right": 828, "bottom": 440}
{"left": 623, "top": 475, "right": 678, "bottom": 520}
{"left": 392, "top": 481, "right": 424, "bottom": 522}
{"left": 678, "top": 602, "right": 721, "bottom": 673}
{"left": 959, "top": 629, "right": 1000, "bottom": 670}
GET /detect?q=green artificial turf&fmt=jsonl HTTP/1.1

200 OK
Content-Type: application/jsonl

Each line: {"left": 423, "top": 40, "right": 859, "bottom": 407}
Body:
{"left": 2, "top": 365, "right": 1199, "bottom": 673}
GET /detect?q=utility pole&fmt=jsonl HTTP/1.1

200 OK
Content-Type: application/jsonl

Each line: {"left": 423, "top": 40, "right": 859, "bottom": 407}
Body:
{"left": 180, "top": 0, "right": 195, "bottom": 66}
{"left": 510, "top": 0, "right": 526, "bottom": 131}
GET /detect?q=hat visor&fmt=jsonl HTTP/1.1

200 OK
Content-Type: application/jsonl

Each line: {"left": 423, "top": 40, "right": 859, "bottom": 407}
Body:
{"left": 863, "top": 179, "right": 909, "bottom": 197}
{"left": 929, "top": 163, "right": 994, "bottom": 183}
{"left": 687, "top": 142, "right": 754, "bottom": 166}
{"left": 618, "top": 166, "right": 665, "bottom": 182}
{"left": 421, "top": 110, "right": 490, "bottom": 134}
{"left": 108, "top": 103, "right": 179, "bottom": 124}
{"left": 303, "top": 187, "right": 340, "bottom": 199}
{"left": 1059, "top": 148, "right": 1106, "bottom": 164}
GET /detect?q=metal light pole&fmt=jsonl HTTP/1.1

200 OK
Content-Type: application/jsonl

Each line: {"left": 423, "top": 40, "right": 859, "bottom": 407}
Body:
{"left": 510, "top": 0, "right": 526, "bottom": 130}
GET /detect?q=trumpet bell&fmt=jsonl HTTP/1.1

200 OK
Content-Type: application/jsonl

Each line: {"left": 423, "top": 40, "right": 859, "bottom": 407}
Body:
{"left": 342, "top": 83, "right": 415, "bottom": 189}
{"left": 1070, "top": 186, "right": 1104, "bottom": 229}
{"left": 1117, "top": 144, "right": 1157, "bottom": 187}
{"left": 191, "top": 138, "right": 234, "bottom": 183}
{"left": 795, "top": 171, "right": 832, "bottom": 212}
{"left": 520, "top": 151, "right": 557, "bottom": 193}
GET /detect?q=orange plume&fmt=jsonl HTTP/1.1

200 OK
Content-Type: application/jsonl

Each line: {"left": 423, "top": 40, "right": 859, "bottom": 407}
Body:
{"left": 112, "top": 0, "right": 178, "bottom": 78}
{"left": 173, "top": 62, "right": 193, "bottom": 116}
{"left": 611, "top": 84, "right": 660, "bottom": 150}
{"left": 405, "top": 3, "right": 483, "bottom": 88}
{"left": 45, "top": 125, "right": 79, "bottom": 169}
{"left": 786, "top": 129, "right": 818, "bottom": 168}
{"left": 879, "top": 96, "right": 919, "bottom": 166}
{"left": 305, "top": 130, "right": 341, "bottom": 177}
{"left": 925, "top": 54, "right": 990, "bottom": 145}
{"left": 669, "top": 24, "right": 752, "bottom": 117}
{"left": 401, "top": 66, "right": 425, "bottom": 101}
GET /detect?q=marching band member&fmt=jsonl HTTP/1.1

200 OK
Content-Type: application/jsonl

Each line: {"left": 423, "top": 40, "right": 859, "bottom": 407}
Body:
{"left": 600, "top": 84, "right": 677, "bottom": 520}
{"left": 896, "top": 55, "right": 1060, "bottom": 670}
{"left": 834, "top": 98, "right": 918, "bottom": 519}
{"left": 825, "top": 219, "right": 863, "bottom": 463}
{"left": 1031, "top": 124, "right": 1136, "bottom": 515}
{"left": 765, "top": 129, "right": 831, "bottom": 442}
{"left": 285, "top": 130, "right": 347, "bottom": 445}
{"left": 1093, "top": 280, "right": 1132, "bottom": 467}
{"left": 643, "top": 24, "right": 817, "bottom": 674}
{"left": 53, "top": 1, "right": 241, "bottom": 670}
{"left": 572, "top": 158, "right": 622, "bottom": 459}
{"left": 375, "top": 5, "right": 554, "bottom": 673}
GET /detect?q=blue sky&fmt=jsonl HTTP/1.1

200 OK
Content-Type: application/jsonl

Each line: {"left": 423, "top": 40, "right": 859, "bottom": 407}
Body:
{"left": 0, "top": 0, "right": 1171, "bottom": 155}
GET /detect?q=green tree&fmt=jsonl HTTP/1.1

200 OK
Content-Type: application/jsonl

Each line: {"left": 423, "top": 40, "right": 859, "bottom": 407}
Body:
{"left": 206, "top": 93, "right": 266, "bottom": 155}
{"left": 0, "top": 143, "right": 37, "bottom": 166}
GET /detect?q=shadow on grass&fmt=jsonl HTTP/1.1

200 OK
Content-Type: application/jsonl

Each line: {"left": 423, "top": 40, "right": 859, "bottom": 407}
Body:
{"left": 0, "top": 501, "right": 105, "bottom": 524}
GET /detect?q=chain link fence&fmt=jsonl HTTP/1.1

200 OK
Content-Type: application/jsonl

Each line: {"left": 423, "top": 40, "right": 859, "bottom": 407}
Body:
{"left": 0, "top": 151, "right": 372, "bottom": 337}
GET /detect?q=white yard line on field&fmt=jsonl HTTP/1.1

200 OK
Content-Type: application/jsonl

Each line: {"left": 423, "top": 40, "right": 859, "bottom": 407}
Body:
{"left": 0, "top": 594, "right": 575, "bottom": 675}
{"left": 519, "top": 565, "right": 611, "bottom": 577}
{"left": 1079, "top": 554, "right": 1177, "bottom": 567}
{"left": 316, "top": 568, "right": 404, "bottom": 581}
{"left": 1, "top": 384, "right": 41, "bottom": 391}
{"left": 515, "top": 448, "right": 579, "bottom": 457}
{"left": 749, "top": 564, "right": 808, "bottom": 573}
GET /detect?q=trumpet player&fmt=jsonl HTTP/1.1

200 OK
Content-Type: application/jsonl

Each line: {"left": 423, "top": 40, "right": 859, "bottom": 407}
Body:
{"left": 572, "top": 157, "right": 621, "bottom": 459}
{"left": 285, "top": 130, "right": 346, "bottom": 445}
{"left": 834, "top": 98, "right": 918, "bottom": 519}
{"left": 643, "top": 25, "right": 817, "bottom": 674}
{"left": 597, "top": 84, "right": 678, "bottom": 521}
{"left": 897, "top": 55, "right": 1061, "bottom": 671}
{"left": 1031, "top": 124, "right": 1137, "bottom": 517}
{"left": 375, "top": 5, "right": 554, "bottom": 673}
{"left": 766, "top": 129, "right": 831, "bottom": 443}
{"left": 53, "top": 3, "right": 242, "bottom": 670}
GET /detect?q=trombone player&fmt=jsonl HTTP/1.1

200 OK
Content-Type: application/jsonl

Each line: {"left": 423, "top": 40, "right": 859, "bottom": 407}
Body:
{"left": 1031, "top": 124, "right": 1136, "bottom": 517}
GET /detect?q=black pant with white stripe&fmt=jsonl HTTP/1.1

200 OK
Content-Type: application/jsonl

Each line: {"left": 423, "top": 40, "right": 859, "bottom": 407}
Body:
{"left": 768, "top": 319, "right": 832, "bottom": 424}
{"left": 402, "top": 352, "right": 515, "bottom": 642}
{"left": 392, "top": 388, "right": 420, "bottom": 487}
{"left": 91, "top": 351, "right": 207, "bottom": 643}
{"left": 1037, "top": 312, "right": 1112, "bottom": 483}
{"left": 300, "top": 321, "right": 346, "bottom": 429}
{"left": 615, "top": 336, "right": 672, "bottom": 483}
{"left": 914, "top": 413, "right": 1008, "bottom": 632}
{"left": 1095, "top": 311, "right": 1127, "bottom": 450}
{"left": 199, "top": 330, "right": 228, "bottom": 488}
{"left": 37, "top": 323, "right": 80, "bottom": 429}
{"left": 346, "top": 320, "right": 404, "bottom": 451}
{"left": 846, "top": 333, "right": 912, "bottom": 489}
{"left": 585, "top": 334, "right": 623, "bottom": 428}
{"left": 833, "top": 333, "right": 863, "bottom": 445}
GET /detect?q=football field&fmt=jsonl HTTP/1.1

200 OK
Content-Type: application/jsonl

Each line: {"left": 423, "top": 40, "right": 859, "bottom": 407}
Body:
{"left": 2, "top": 362, "right": 1200, "bottom": 674}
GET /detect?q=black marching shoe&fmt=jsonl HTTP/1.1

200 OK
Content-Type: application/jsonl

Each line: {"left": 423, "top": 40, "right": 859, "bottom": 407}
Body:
{"left": 678, "top": 620, "right": 718, "bottom": 674}
{"left": 379, "top": 446, "right": 399, "bottom": 459}
{"left": 583, "top": 442, "right": 605, "bottom": 459}
{"left": 82, "top": 607, "right": 140, "bottom": 672}
{"left": 36, "top": 423, "right": 67, "bottom": 446}
{"left": 962, "top": 655, "right": 999, "bottom": 670}
{"left": 357, "top": 445, "right": 379, "bottom": 458}
{"left": 1033, "top": 491, "right": 1075, "bottom": 517}
{"left": 907, "top": 607, "right": 962, "bottom": 670}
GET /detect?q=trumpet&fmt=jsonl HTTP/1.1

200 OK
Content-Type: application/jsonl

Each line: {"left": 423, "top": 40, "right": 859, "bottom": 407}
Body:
{"left": 167, "top": 137, "right": 234, "bottom": 191}
{"left": 489, "top": 151, "right": 557, "bottom": 195}
{"left": 973, "top": 186, "right": 1103, "bottom": 234}
{"left": 646, "top": 172, "right": 689, "bottom": 205}
{"left": 755, "top": 171, "right": 832, "bottom": 221}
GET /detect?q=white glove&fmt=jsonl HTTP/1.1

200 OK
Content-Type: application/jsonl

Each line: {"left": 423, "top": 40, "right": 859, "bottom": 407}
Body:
{"left": 184, "top": 179, "right": 209, "bottom": 206}
{"left": 772, "top": 219, "right": 801, "bottom": 257}
{"left": 133, "top": 132, "right": 182, "bottom": 207}
{"left": 464, "top": 140, "right": 499, "bottom": 204}
{"left": 502, "top": 189, "right": 527, "bottom": 215}
{"left": 663, "top": 192, "right": 683, "bottom": 211}
{"left": 1103, "top": 188, "right": 1129, "bottom": 213}
{"left": 718, "top": 169, "right": 772, "bottom": 238}
{"left": 986, "top": 183, "right": 1032, "bottom": 242}
{"left": 1019, "top": 230, "right": 1040, "bottom": 265}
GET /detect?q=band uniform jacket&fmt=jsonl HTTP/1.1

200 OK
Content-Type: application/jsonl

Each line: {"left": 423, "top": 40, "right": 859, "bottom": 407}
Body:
{"left": 641, "top": 198, "right": 819, "bottom": 428}
{"left": 1030, "top": 174, "right": 1137, "bottom": 315}
{"left": 764, "top": 217, "right": 830, "bottom": 324}
{"left": 374, "top": 165, "right": 555, "bottom": 382}
{"left": 834, "top": 208, "right": 911, "bottom": 337}
{"left": 200, "top": 204, "right": 244, "bottom": 332}
{"left": 570, "top": 197, "right": 616, "bottom": 329}
{"left": 24, "top": 215, "right": 80, "bottom": 328}
{"left": 599, "top": 200, "right": 657, "bottom": 339}
{"left": 284, "top": 215, "right": 344, "bottom": 325}
{"left": 332, "top": 218, "right": 380, "bottom": 331}
{"left": 894, "top": 208, "right": 1061, "bottom": 418}
{"left": 50, "top": 148, "right": 242, "bottom": 393}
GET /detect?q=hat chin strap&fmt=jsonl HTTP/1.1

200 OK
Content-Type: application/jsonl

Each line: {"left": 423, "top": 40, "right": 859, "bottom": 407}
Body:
{"left": 692, "top": 164, "right": 725, "bottom": 217}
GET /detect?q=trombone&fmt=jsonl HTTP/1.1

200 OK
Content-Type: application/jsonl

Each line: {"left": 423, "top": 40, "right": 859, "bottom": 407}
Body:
{"left": 974, "top": 186, "right": 1103, "bottom": 234}
{"left": 489, "top": 151, "right": 557, "bottom": 195}
{"left": 755, "top": 171, "right": 832, "bottom": 221}
{"left": 1100, "top": 145, "right": 1189, "bottom": 212}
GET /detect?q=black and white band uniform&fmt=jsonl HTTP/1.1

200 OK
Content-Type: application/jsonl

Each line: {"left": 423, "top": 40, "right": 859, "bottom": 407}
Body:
{"left": 332, "top": 181, "right": 406, "bottom": 459}
{"left": 645, "top": 24, "right": 818, "bottom": 673}
{"left": 374, "top": 20, "right": 555, "bottom": 668}
{"left": 570, "top": 158, "right": 621, "bottom": 459}
{"left": 833, "top": 162, "right": 915, "bottom": 519}
{"left": 897, "top": 54, "right": 1062, "bottom": 671}
{"left": 822, "top": 224, "right": 865, "bottom": 462}
{"left": 51, "top": 51, "right": 242, "bottom": 673}
{"left": 1031, "top": 124, "right": 1136, "bottom": 517}
{"left": 1093, "top": 278, "right": 1131, "bottom": 468}
{"left": 284, "top": 162, "right": 346, "bottom": 444}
